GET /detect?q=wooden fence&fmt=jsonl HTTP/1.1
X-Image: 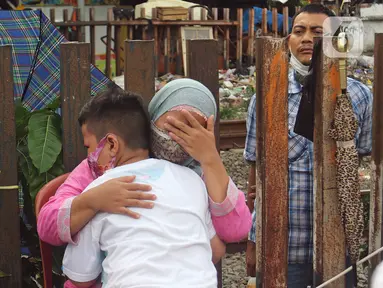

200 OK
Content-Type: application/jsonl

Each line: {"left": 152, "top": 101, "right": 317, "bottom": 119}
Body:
{"left": 0, "top": 34, "right": 382, "bottom": 287}
{"left": 47, "top": 6, "right": 294, "bottom": 78}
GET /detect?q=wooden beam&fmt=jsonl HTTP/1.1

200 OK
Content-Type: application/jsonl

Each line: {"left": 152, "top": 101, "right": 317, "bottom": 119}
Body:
{"left": 369, "top": 33, "right": 383, "bottom": 272}
{"left": 313, "top": 40, "right": 346, "bottom": 288}
{"left": 223, "top": 8, "right": 230, "bottom": 69}
{"left": 89, "top": 8, "right": 96, "bottom": 65}
{"left": 105, "top": 8, "right": 113, "bottom": 78}
{"left": 255, "top": 37, "right": 289, "bottom": 288}
{"left": 187, "top": 38, "right": 221, "bottom": 288}
{"left": 0, "top": 45, "right": 22, "bottom": 288}
{"left": 247, "top": 8, "right": 255, "bottom": 66}
{"left": 236, "top": 8, "right": 243, "bottom": 69}
{"left": 60, "top": 42, "right": 91, "bottom": 172}
{"left": 124, "top": 40, "right": 155, "bottom": 107}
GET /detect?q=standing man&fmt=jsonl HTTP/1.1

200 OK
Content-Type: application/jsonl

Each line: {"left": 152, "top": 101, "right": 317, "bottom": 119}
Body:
{"left": 244, "top": 4, "right": 373, "bottom": 287}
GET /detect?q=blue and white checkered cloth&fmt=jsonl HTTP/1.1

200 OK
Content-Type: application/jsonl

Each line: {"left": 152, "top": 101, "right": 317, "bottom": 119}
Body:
{"left": 0, "top": 10, "right": 111, "bottom": 111}
{"left": 244, "top": 68, "right": 373, "bottom": 264}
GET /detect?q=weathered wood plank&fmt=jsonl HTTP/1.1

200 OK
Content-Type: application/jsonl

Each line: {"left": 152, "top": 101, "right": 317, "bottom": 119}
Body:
{"left": 0, "top": 45, "right": 22, "bottom": 288}
{"left": 187, "top": 39, "right": 220, "bottom": 150}
{"left": 60, "top": 42, "right": 91, "bottom": 172}
{"left": 369, "top": 33, "right": 383, "bottom": 272}
{"left": 187, "top": 39, "right": 221, "bottom": 288}
{"left": 236, "top": 8, "right": 243, "bottom": 69}
{"left": 124, "top": 40, "right": 155, "bottom": 106}
{"left": 247, "top": 8, "right": 255, "bottom": 66}
{"left": 313, "top": 40, "right": 346, "bottom": 288}
{"left": 255, "top": 37, "right": 289, "bottom": 288}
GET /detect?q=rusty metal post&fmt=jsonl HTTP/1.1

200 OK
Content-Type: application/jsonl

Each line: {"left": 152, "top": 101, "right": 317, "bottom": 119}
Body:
{"left": 255, "top": 37, "right": 289, "bottom": 288}
{"left": 60, "top": 42, "right": 91, "bottom": 172}
{"left": 313, "top": 40, "right": 346, "bottom": 287}
{"left": 369, "top": 33, "right": 383, "bottom": 272}
{"left": 187, "top": 39, "right": 221, "bottom": 287}
{"left": 0, "top": 45, "right": 22, "bottom": 288}
{"left": 124, "top": 40, "right": 155, "bottom": 107}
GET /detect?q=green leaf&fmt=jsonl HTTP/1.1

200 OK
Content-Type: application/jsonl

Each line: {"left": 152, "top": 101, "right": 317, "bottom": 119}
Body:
{"left": 17, "top": 143, "right": 36, "bottom": 181}
{"left": 0, "top": 270, "right": 11, "bottom": 278}
{"left": 15, "top": 100, "right": 31, "bottom": 141}
{"left": 29, "top": 160, "right": 65, "bottom": 202}
{"left": 46, "top": 98, "right": 61, "bottom": 111}
{"left": 28, "top": 112, "right": 62, "bottom": 173}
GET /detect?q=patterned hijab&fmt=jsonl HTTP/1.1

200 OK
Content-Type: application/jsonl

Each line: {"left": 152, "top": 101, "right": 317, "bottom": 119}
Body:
{"left": 148, "top": 78, "right": 217, "bottom": 176}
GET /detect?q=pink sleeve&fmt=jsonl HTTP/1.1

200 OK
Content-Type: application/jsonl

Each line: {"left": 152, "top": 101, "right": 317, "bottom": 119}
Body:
{"left": 37, "top": 159, "right": 94, "bottom": 246}
{"left": 64, "top": 280, "right": 101, "bottom": 288}
{"left": 209, "top": 178, "right": 252, "bottom": 243}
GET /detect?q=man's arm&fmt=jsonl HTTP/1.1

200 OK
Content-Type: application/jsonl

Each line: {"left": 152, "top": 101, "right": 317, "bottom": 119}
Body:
{"left": 210, "top": 235, "right": 226, "bottom": 264}
{"left": 247, "top": 164, "right": 256, "bottom": 212}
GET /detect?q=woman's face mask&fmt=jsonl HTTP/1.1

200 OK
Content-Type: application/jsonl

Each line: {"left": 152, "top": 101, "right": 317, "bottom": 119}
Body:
{"left": 87, "top": 135, "right": 116, "bottom": 179}
{"left": 151, "top": 122, "right": 190, "bottom": 164}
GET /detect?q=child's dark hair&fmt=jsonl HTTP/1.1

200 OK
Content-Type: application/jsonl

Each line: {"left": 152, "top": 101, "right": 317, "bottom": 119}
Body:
{"left": 292, "top": 4, "right": 336, "bottom": 26}
{"left": 78, "top": 84, "right": 150, "bottom": 150}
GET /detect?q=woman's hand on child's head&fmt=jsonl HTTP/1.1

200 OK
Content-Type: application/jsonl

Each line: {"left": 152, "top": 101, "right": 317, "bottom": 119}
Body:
{"left": 89, "top": 175, "right": 156, "bottom": 219}
{"left": 164, "top": 110, "right": 219, "bottom": 166}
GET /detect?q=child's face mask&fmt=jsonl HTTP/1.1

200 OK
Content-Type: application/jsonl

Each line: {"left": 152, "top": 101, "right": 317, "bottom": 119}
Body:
{"left": 87, "top": 135, "right": 116, "bottom": 179}
{"left": 151, "top": 122, "right": 190, "bottom": 165}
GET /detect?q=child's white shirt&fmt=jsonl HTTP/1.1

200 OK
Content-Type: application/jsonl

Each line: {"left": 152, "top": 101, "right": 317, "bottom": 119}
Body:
{"left": 62, "top": 158, "right": 217, "bottom": 288}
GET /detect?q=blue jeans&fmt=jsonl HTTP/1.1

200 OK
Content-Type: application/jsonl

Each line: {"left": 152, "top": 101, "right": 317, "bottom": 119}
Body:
{"left": 288, "top": 264, "right": 313, "bottom": 288}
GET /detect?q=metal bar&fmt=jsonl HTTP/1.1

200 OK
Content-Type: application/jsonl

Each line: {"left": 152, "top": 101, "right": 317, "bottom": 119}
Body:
{"left": 223, "top": 8, "right": 230, "bottom": 69}
{"left": 124, "top": 40, "right": 155, "bottom": 107}
{"left": 53, "top": 20, "right": 239, "bottom": 27}
{"left": 187, "top": 38, "right": 221, "bottom": 288}
{"left": 105, "top": 8, "right": 113, "bottom": 78}
{"left": 236, "top": 8, "right": 243, "bottom": 69}
{"left": 89, "top": 8, "right": 96, "bottom": 65}
{"left": 255, "top": 37, "right": 289, "bottom": 288}
{"left": 369, "top": 33, "right": 383, "bottom": 272}
{"left": 247, "top": 8, "right": 255, "bottom": 66}
{"left": 0, "top": 45, "right": 22, "bottom": 288}
{"left": 313, "top": 40, "right": 346, "bottom": 288}
{"left": 60, "top": 42, "right": 90, "bottom": 172}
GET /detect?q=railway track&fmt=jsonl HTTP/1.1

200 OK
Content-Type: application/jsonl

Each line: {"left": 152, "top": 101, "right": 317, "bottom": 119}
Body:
{"left": 219, "top": 119, "right": 247, "bottom": 151}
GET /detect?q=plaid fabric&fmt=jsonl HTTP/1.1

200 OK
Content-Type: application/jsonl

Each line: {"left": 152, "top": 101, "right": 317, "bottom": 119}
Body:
{"left": 245, "top": 68, "right": 373, "bottom": 264}
{"left": 0, "top": 11, "right": 40, "bottom": 101}
{"left": 0, "top": 10, "right": 111, "bottom": 111}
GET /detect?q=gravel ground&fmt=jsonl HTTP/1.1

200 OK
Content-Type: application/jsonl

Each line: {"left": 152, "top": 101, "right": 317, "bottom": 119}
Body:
{"left": 220, "top": 149, "right": 373, "bottom": 288}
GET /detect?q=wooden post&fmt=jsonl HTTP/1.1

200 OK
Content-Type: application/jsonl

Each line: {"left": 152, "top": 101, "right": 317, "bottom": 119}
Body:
{"left": 223, "top": 8, "right": 230, "bottom": 69}
{"left": 166, "top": 26, "right": 171, "bottom": 74}
{"left": 60, "top": 43, "right": 91, "bottom": 172}
{"left": 313, "top": 40, "right": 346, "bottom": 287}
{"left": 236, "top": 8, "right": 243, "bottom": 69}
{"left": 105, "top": 8, "right": 113, "bottom": 78}
{"left": 89, "top": 8, "right": 96, "bottom": 65}
{"left": 255, "top": 37, "right": 289, "bottom": 288}
{"left": 0, "top": 45, "right": 22, "bottom": 288}
{"left": 283, "top": 6, "right": 289, "bottom": 37}
{"left": 63, "top": 9, "right": 69, "bottom": 39}
{"left": 187, "top": 39, "right": 221, "bottom": 287}
{"left": 369, "top": 33, "right": 383, "bottom": 272}
{"left": 272, "top": 8, "right": 278, "bottom": 37}
{"left": 114, "top": 13, "right": 122, "bottom": 77}
{"left": 124, "top": 40, "right": 155, "bottom": 107}
{"left": 247, "top": 8, "right": 255, "bottom": 66}
{"left": 50, "top": 8, "right": 55, "bottom": 23}
{"left": 262, "top": 8, "right": 268, "bottom": 35}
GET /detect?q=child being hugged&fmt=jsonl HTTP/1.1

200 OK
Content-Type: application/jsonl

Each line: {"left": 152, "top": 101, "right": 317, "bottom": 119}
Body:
{"left": 62, "top": 88, "right": 225, "bottom": 288}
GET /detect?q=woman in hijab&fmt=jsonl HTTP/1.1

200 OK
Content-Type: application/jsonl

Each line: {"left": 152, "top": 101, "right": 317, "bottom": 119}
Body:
{"left": 37, "top": 79, "right": 250, "bottom": 251}
{"left": 149, "top": 78, "right": 252, "bottom": 242}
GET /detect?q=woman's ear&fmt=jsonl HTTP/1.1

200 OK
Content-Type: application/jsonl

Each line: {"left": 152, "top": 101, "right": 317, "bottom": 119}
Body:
{"left": 106, "top": 134, "right": 119, "bottom": 157}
